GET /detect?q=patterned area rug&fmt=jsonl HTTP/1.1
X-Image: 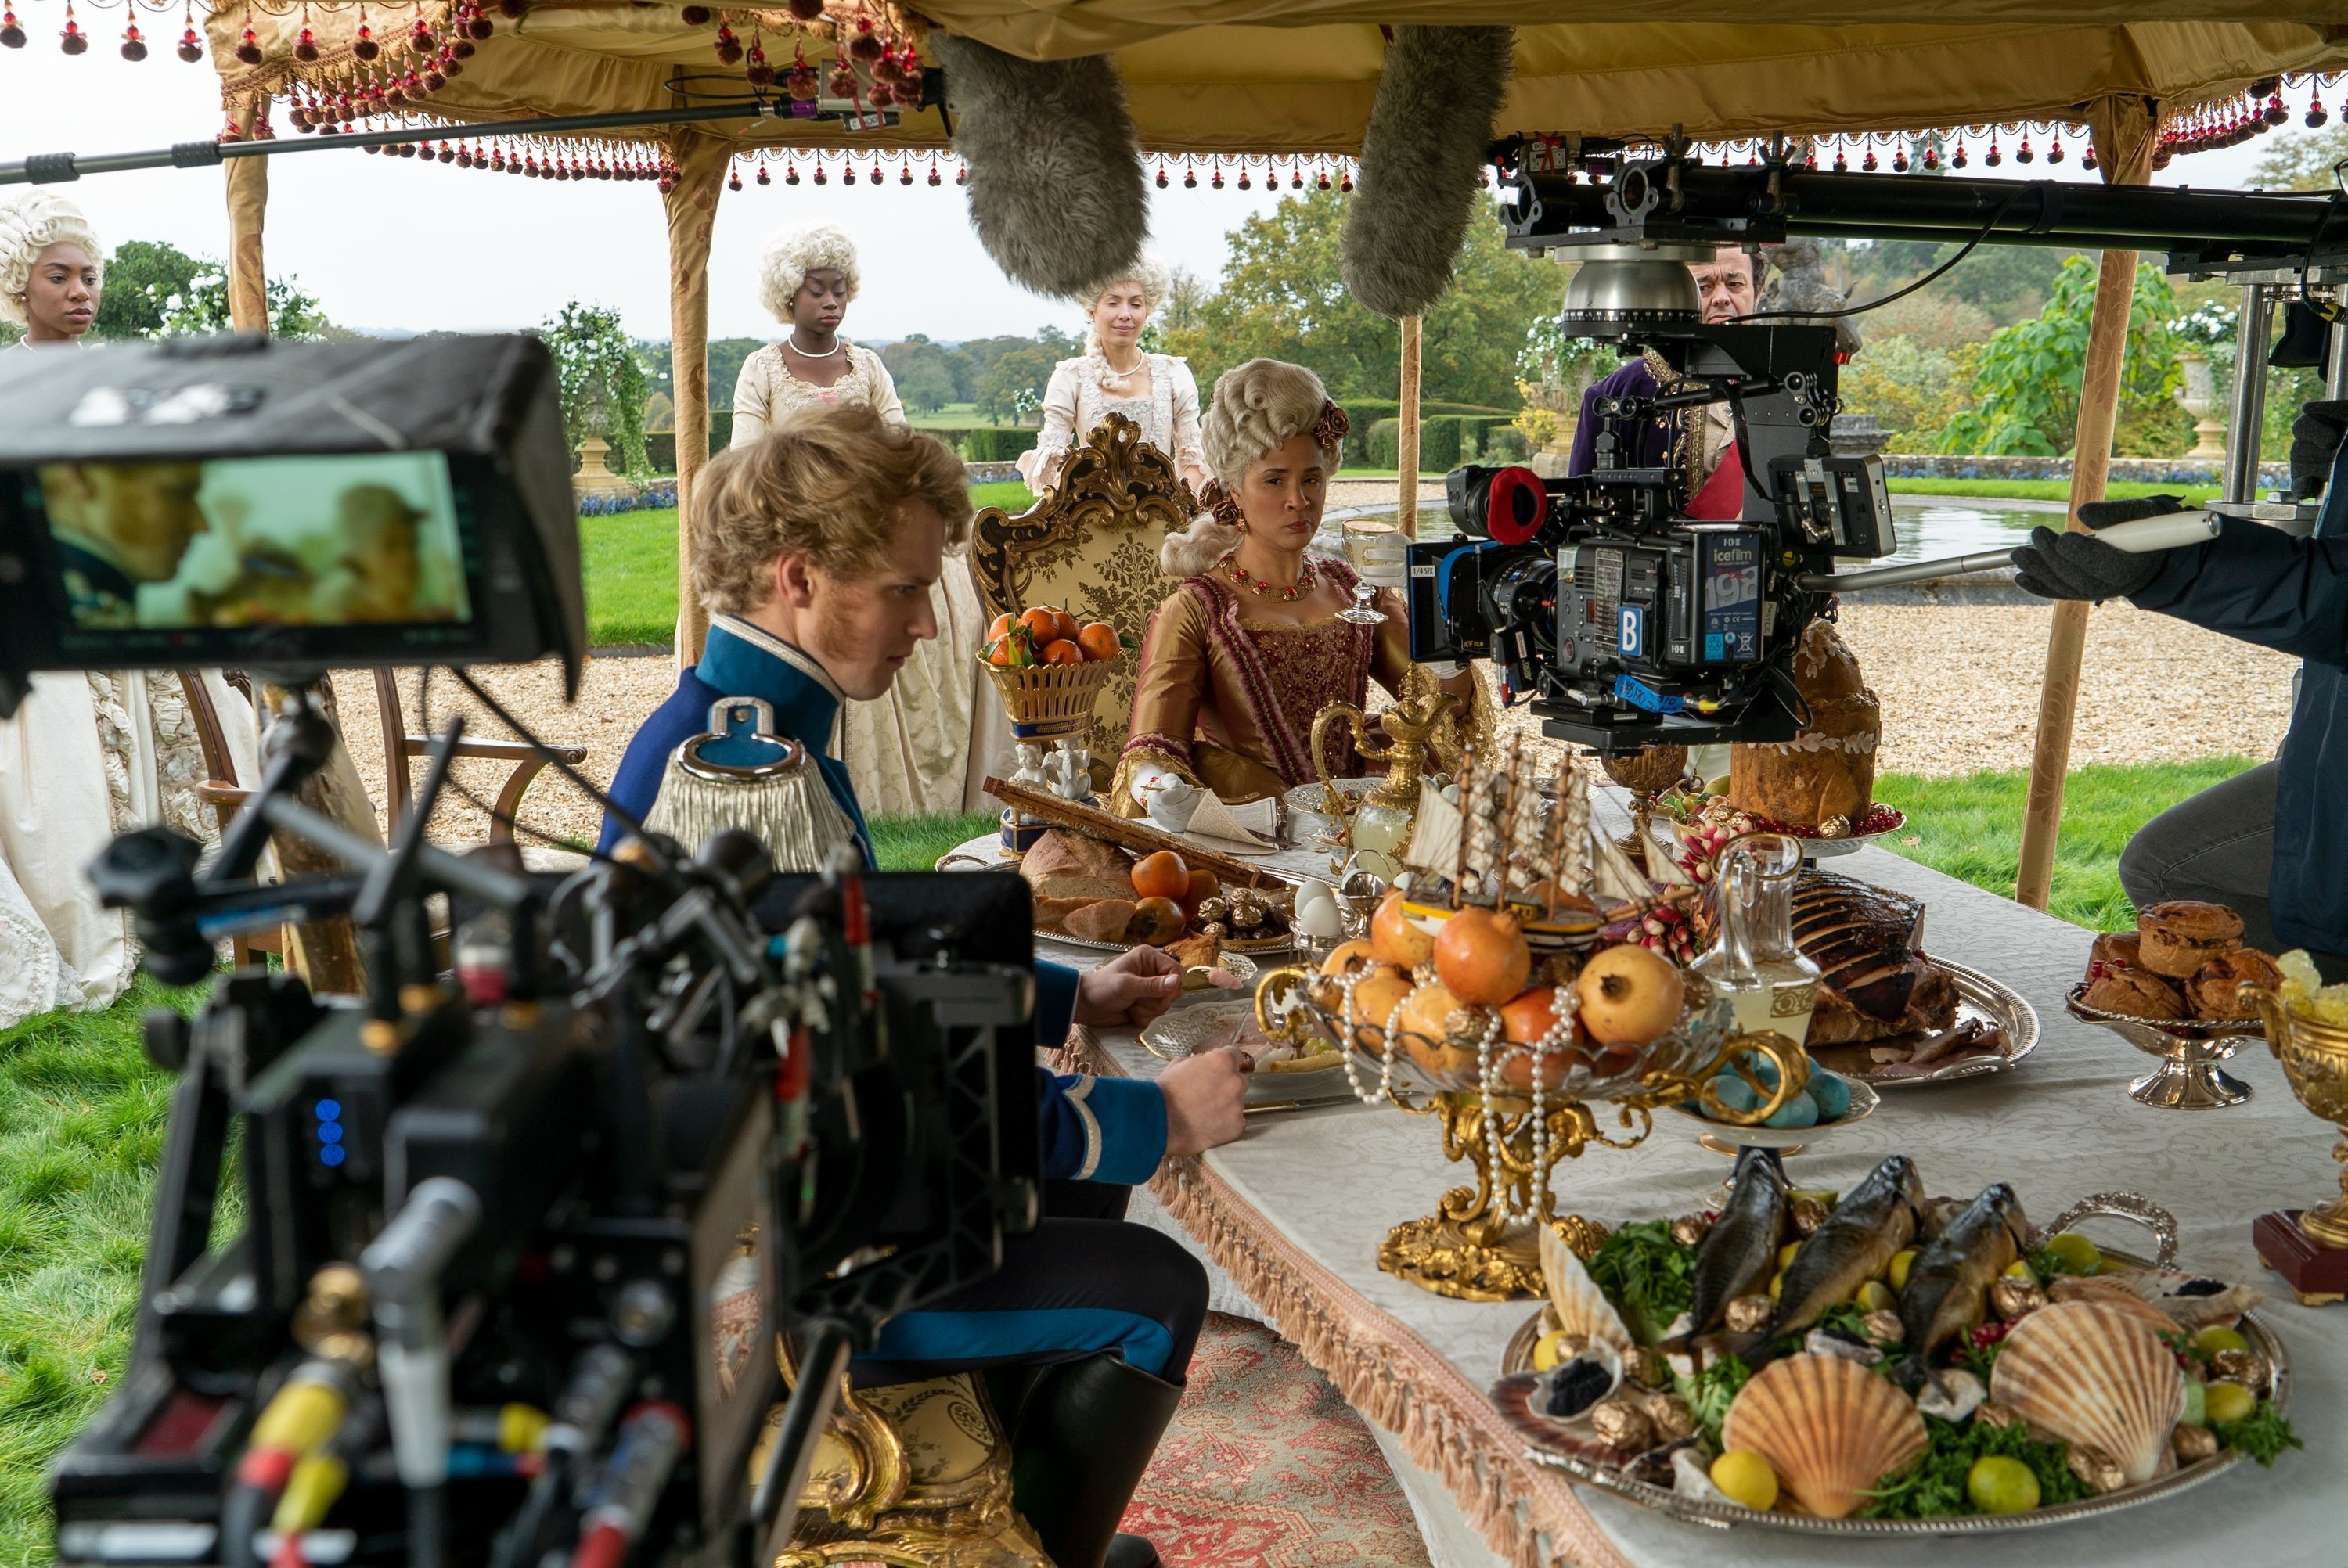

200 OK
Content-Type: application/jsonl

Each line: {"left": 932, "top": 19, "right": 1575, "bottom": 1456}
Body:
{"left": 1122, "top": 1313, "right": 1434, "bottom": 1566}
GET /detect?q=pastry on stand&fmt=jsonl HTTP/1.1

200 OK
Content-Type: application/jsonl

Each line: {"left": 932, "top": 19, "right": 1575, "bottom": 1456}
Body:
{"left": 1729, "top": 620, "right": 1880, "bottom": 835}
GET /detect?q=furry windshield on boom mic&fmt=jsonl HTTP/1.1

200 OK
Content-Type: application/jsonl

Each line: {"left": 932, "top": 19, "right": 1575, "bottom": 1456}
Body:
{"left": 932, "top": 32, "right": 1150, "bottom": 300}
{"left": 1341, "top": 26, "right": 1517, "bottom": 321}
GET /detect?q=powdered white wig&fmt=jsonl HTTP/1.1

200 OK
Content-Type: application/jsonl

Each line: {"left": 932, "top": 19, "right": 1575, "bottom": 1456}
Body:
{"left": 758, "top": 222, "right": 860, "bottom": 325}
{"left": 1078, "top": 252, "right": 1170, "bottom": 315}
{"left": 1161, "top": 358, "right": 1342, "bottom": 578}
{"left": 0, "top": 192, "right": 103, "bottom": 329}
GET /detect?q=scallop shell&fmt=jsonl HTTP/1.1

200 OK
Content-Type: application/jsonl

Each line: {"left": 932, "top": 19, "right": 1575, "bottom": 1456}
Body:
{"left": 1540, "top": 1221, "right": 1635, "bottom": 1352}
{"left": 2045, "top": 1275, "right": 2177, "bottom": 1337}
{"left": 1989, "top": 1300, "right": 2183, "bottom": 1487}
{"left": 1720, "top": 1353, "right": 1928, "bottom": 1519}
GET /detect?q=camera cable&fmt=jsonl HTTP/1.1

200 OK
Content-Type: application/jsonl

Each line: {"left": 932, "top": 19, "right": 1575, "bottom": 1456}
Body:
{"left": 1734, "top": 187, "right": 2022, "bottom": 324}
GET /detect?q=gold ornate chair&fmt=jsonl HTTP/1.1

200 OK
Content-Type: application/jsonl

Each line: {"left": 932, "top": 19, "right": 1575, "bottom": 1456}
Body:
{"left": 762, "top": 1349, "right": 1049, "bottom": 1568}
{"left": 970, "top": 413, "right": 1199, "bottom": 783}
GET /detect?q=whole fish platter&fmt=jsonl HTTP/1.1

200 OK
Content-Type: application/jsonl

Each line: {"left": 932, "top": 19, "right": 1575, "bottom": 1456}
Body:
{"left": 1666, "top": 1147, "right": 1788, "bottom": 1354}
{"left": 1489, "top": 1157, "right": 2299, "bottom": 1530}
{"left": 1753, "top": 1154, "right": 1925, "bottom": 1356}
{"left": 1895, "top": 1183, "right": 2029, "bottom": 1386}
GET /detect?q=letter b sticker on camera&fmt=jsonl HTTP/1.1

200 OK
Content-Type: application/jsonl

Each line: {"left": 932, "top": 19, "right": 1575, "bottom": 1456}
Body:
{"left": 1617, "top": 603, "right": 1646, "bottom": 659}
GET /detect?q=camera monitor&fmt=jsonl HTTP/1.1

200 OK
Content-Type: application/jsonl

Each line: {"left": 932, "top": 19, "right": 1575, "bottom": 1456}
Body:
{"left": 0, "top": 335, "right": 586, "bottom": 714}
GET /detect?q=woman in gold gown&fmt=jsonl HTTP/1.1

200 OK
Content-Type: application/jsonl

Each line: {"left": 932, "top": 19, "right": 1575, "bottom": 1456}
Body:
{"left": 1114, "top": 359, "right": 1481, "bottom": 812}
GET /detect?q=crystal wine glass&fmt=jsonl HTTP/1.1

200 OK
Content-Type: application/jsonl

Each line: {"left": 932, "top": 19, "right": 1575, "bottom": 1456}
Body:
{"left": 1337, "top": 577, "right": 1385, "bottom": 625}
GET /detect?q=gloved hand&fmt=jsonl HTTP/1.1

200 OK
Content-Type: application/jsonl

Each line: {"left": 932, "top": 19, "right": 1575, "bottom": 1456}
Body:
{"left": 2010, "top": 526, "right": 2166, "bottom": 602}
{"left": 2292, "top": 400, "right": 2348, "bottom": 502}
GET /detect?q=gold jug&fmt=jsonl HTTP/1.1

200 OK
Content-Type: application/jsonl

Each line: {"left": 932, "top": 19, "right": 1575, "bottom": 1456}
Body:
{"left": 2245, "top": 984, "right": 2348, "bottom": 1249}
{"left": 1309, "top": 692, "right": 1456, "bottom": 864}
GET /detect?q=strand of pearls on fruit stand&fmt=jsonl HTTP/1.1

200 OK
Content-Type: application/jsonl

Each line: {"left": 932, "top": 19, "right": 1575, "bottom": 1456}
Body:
{"left": 1476, "top": 991, "right": 1579, "bottom": 1224}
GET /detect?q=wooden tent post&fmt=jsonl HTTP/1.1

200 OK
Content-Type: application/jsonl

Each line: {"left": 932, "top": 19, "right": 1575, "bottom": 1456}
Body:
{"left": 2014, "top": 99, "right": 2157, "bottom": 912}
{"left": 224, "top": 94, "right": 268, "bottom": 332}
{"left": 1397, "top": 315, "right": 1423, "bottom": 538}
{"left": 665, "top": 130, "right": 734, "bottom": 669}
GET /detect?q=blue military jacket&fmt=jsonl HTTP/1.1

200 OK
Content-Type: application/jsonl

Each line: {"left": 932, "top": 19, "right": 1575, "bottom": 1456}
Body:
{"left": 601, "top": 616, "right": 1167, "bottom": 1183}
{"left": 2130, "top": 449, "right": 2348, "bottom": 955}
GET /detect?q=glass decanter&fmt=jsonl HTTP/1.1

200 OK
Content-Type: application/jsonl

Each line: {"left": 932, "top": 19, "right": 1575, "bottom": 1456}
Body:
{"left": 1689, "top": 833, "right": 1823, "bottom": 1047}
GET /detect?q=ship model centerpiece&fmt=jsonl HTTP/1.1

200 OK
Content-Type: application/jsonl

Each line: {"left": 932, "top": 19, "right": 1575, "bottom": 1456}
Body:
{"left": 1253, "top": 738, "right": 1812, "bottom": 1302}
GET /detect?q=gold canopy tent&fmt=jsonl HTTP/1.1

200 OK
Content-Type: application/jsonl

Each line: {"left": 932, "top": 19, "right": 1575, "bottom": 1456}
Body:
{"left": 205, "top": 4, "right": 2348, "bottom": 903}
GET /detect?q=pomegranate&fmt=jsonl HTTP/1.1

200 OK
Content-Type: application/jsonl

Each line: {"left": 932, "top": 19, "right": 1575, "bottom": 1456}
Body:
{"left": 1343, "top": 966, "right": 1413, "bottom": 1048}
{"left": 1396, "top": 979, "right": 1482, "bottom": 1078}
{"left": 1370, "top": 893, "right": 1435, "bottom": 969}
{"left": 1433, "top": 905, "right": 1532, "bottom": 1006}
{"left": 1319, "top": 940, "right": 1378, "bottom": 977}
{"left": 1574, "top": 944, "right": 1687, "bottom": 1046}
{"left": 1500, "top": 986, "right": 1568, "bottom": 1044}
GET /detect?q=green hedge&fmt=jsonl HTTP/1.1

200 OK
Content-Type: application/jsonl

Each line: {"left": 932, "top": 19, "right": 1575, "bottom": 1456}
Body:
{"left": 955, "top": 428, "right": 1039, "bottom": 462}
{"left": 1358, "top": 414, "right": 1517, "bottom": 472}
{"left": 643, "top": 409, "right": 735, "bottom": 475}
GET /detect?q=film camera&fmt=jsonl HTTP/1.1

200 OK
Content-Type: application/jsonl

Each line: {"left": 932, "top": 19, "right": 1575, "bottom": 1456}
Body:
{"left": 0, "top": 337, "right": 1039, "bottom": 1568}
{"left": 1404, "top": 223, "right": 1897, "bottom": 751}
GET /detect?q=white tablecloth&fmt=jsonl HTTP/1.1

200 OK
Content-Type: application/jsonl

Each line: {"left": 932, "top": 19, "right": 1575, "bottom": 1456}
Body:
{"left": 950, "top": 825, "right": 2348, "bottom": 1567}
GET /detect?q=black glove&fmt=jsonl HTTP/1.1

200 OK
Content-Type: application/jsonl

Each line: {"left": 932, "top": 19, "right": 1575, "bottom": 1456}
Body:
{"left": 2292, "top": 400, "right": 2348, "bottom": 502}
{"left": 2010, "top": 525, "right": 2166, "bottom": 602}
{"left": 2075, "top": 493, "right": 2187, "bottom": 531}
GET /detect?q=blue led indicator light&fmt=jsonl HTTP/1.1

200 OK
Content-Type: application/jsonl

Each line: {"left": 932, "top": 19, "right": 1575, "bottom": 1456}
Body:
{"left": 315, "top": 1099, "right": 341, "bottom": 1120}
{"left": 319, "top": 1144, "right": 347, "bottom": 1168}
{"left": 318, "top": 1123, "right": 344, "bottom": 1145}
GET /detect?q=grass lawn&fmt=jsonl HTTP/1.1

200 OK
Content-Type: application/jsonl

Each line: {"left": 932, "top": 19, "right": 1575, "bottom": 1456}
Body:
{"left": 1873, "top": 756, "right": 2258, "bottom": 930}
{"left": 1886, "top": 477, "right": 2220, "bottom": 505}
{"left": 0, "top": 762, "right": 2248, "bottom": 1556}
{"left": 575, "top": 483, "right": 1036, "bottom": 649}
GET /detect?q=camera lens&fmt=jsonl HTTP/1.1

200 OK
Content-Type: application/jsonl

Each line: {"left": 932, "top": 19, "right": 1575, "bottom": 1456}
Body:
{"left": 1447, "top": 464, "right": 1550, "bottom": 545}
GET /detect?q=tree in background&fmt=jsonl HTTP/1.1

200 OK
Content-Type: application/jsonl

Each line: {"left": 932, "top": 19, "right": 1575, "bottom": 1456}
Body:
{"left": 976, "top": 341, "right": 1057, "bottom": 425}
{"left": 704, "top": 337, "right": 765, "bottom": 411}
{"left": 1938, "top": 257, "right": 2184, "bottom": 457}
{"left": 77, "top": 236, "right": 330, "bottom": 341}
{"left": 1837, "top": 237, "right": 2075, "bottom": 325}
{"left": 542, "top": 301, "right": 651, "bottom": 480}
{"left": 1161, "top": 188, "right": 1553, "bottom": 410}
{"left": 2253, "top": 124, "right": 2348, "bottom": 191}
{"left": 1838, "top": 335, "right": 1975, "bottom": 448}
{"left": 880, "top": 335, "right": 960, "bottom": 412}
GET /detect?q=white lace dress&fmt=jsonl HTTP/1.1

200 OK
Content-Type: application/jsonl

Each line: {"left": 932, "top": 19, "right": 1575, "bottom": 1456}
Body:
{"left": 727, "top": 343, "right": 1010, "bottom": 818}
{"left": 1017, "top": 351, "right": 1205, "bottom": 492}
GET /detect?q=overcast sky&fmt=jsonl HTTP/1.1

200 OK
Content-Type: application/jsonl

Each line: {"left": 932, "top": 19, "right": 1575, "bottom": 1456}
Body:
{"left": 0, "top": 46, "right": 2310, "bottom": 345}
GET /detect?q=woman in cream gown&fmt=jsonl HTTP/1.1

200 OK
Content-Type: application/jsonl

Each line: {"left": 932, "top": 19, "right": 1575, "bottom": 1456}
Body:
{"left": 729, "top": 222, "right": 1007, "bottom": 818}
{"left": 0, "top": 192, "right": 261, "bottom": 1027}
{"left": 1015, "top": 254, "right": 1207, "bottom": 495}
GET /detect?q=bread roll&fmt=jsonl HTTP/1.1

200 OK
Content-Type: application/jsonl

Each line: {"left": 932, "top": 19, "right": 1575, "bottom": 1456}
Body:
{"left": 1063, "top": 899, "right": 1139, "bottom": 943}
{"left": 2136, "top": 900, "right": 2245, "bottom": 979}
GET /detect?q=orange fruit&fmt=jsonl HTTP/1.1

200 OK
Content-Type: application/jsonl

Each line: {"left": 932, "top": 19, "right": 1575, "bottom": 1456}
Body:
{"left": 1128, "top": 896, "right": 1187, "bottom": 946}
{"left": 1131, "top": 849, "right": 1190, "bottom": 901}
{"left": 1181, "top": 868, "right": 1221, "bottom": 915}
{"left": 1041, "top": 638, "right": 1084, "bottom": 666}
{"left": 988, "top": 612, "right": 1015, "bottom": 641}
{"left": 1077, "top": 622, "right": 1121, "bottom": 662}
{"left": 1050, "top": 608, "right": 1082, "bottom": 644}
{"left": 1017, "top": 607, "right": 1061, "bottom": 643}
{"left": 1434, "top": 907, "right": 1532, "bottom": 1006}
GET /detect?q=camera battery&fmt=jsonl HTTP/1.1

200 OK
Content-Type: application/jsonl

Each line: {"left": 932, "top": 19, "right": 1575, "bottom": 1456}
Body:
{"left": 1690, "top": 526, "right": 1763, "bottom": 665}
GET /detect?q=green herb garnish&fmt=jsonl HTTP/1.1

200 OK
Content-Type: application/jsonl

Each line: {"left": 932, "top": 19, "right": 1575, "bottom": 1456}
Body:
{"left": 1814, "top": 1302, "right": 1872, "bottom": 1341}
{"left": 2026, "top": 1245, "right": 2098, "bottom": 1289}
{"left": 1954, "top": 1332, "right": 2008, "bottom": 1384}
{"left": 1860, "top": 1415, "right": 2090, "bottom": 1519}
{"left": 1673, "top": 1353, "right": 1752, "bottom": 1451}
{"left": 2213, "top": 1399, "right": 2303, "bottom": 1466}
{"left": 1586, "top": 1219, "right": 1696, "bottom": 1345}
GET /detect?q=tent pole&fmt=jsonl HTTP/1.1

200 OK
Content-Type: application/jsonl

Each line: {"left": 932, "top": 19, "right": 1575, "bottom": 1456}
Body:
{"left": 2014, "top": 100, "right": 2155, "bottom": 912}
{"left": 664, "top": 131, "right": 733, "bottom": 670}
{"left": 223, "top": 94, "right": 268, "bottom": 333}
{"left": 1398, "top": 315, "right": 1422, "bottom": 538}
{"left": 2224, "top": 284, "right": 2276, "bottom": 503}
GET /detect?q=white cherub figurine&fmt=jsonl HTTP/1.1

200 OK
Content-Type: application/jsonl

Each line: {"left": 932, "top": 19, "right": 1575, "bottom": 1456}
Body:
{"left": 1043, "top": 739, "right": 1093, "bottom": 804}
{"left": 1011, "top": 742, "right": 1049, "bottom": 790}
{"left": 1131, "top": 767, "right": 1201, "bottom": 833}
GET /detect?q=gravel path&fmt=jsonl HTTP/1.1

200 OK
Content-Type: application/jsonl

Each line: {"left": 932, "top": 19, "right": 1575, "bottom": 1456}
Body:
{"left": 327, "top": 600, "right": 2289, "bottom": 847}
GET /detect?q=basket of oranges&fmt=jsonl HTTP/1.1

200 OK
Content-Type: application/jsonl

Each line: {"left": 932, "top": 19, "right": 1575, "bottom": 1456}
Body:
{"left": 981, "top": 606, "right": 1127, "bottom": 741}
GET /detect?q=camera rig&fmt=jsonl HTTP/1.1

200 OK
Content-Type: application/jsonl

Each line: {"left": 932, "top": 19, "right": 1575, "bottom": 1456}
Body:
{"left": 0, "top": 338, "right": 1042, "bottom": 1568}
{"left": 1404, "top": 139, "right": 2348, "bottom": 753}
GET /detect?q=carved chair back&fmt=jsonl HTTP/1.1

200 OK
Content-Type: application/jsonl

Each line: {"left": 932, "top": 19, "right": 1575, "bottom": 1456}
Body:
{"left": 969, "top": 414, "right": 1199, "bottom": 773}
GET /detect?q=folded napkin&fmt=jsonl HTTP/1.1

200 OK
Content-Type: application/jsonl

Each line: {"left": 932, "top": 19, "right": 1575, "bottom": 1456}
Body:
{"left": 1183, "top": 789, "right": 1279, "bottom": 853}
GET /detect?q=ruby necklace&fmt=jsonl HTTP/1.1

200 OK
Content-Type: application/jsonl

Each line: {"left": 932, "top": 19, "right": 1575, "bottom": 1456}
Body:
{"left": 1222, "top": 551, "right": 1316, "bottom": 602}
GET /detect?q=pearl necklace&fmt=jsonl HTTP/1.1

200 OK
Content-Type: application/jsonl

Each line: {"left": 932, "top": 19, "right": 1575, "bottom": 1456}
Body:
{"left": 1222, "top": 551, "right": 1316, "bottom": 602}
{"left": 787, "top": 335, "right": 844, "bottom": 359}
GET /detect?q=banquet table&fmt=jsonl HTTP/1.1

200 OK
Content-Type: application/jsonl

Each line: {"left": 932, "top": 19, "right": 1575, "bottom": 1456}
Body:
{"left": 945, "top": 825, "right": 2346, "bottom": 1568}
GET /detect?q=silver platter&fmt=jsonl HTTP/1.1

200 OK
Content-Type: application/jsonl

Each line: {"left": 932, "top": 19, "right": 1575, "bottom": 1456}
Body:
{"left": 1494, "top": 1219, "right": 2288, "bottom": 1535}
{"left": 1038, "top": 928, "right": 1290, "bottom": 958}
{"left": 1811, "top": 958, "right": 2041, "bottom": 1088}
{"left": 1141, "top": 999, "right": 1346, "bottom": 1103}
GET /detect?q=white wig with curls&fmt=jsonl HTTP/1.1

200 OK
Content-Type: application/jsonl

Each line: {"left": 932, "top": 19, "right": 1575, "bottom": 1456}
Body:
{"left": 1077, "top": 251, "right": 1171, "bottom": 316}
{"left": 0, "top": 192, "right": 103, "bottom": 329}
{"left": 1161, "top": 358, "right": 1343, "bottom": 578}
{"left": 758, "top": 222, "right": 860, "bottom": 325}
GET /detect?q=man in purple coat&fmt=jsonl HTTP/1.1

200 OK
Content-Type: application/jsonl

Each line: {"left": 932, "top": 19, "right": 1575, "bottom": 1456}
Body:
{"left": 1565, "top": 248, "right": 1766, "bottom": 516}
